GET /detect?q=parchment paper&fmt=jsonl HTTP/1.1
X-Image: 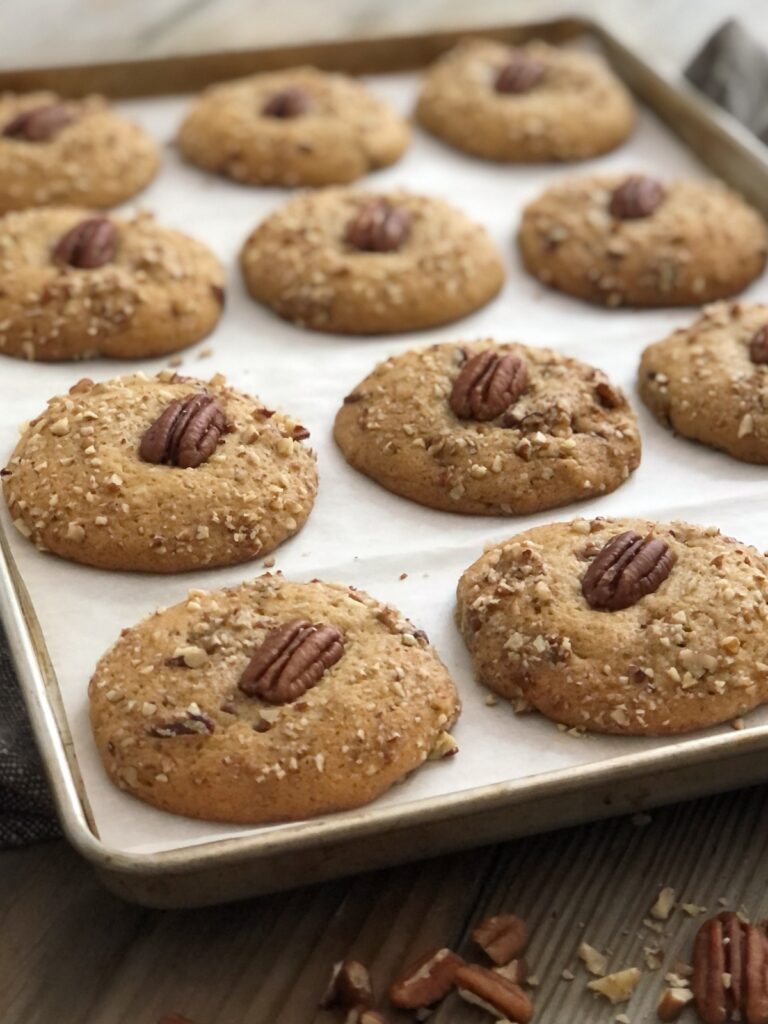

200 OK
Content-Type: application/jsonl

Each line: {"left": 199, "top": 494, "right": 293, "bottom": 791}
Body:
{"left": 2, "top": 64, "right": 768, "bottom": 857}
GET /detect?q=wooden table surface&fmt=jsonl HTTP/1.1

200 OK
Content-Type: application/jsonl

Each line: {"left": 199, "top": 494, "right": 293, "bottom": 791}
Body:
{"left": 3, "top": 784, "right": 768, "bottom": 1024}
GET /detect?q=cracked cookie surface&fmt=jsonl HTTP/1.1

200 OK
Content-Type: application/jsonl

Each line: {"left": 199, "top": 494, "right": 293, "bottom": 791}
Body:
{"left": 240, "top": 189, "right": 504, "bottom": 334}
{"left": 3, "top": 371, "right": 317, "bottom": 571}
{"left": 88, "top": 576, "right": 460, "bottom": 823}
{"left": 334, "top": 341, "right": 640, "bottom": 514}
{"left": 178, "top": 66, "right": 409, "bottom": 187}
{"left": 0, "top": 208, "right": 224, "bottom": 361}
{"left": 518, "top": 175, "right": 768, "bottom": 307}
{"left": 416, "top": 38, "right": 634, "bottom": 162}
{"left": 639, "top": 302, "right": 768, "bottom": 463}
{"left": 0, "top": 91, "right": 159, "bottom": 212}
{"left": 457, "top": 518, "right": 768, "bottom": 734}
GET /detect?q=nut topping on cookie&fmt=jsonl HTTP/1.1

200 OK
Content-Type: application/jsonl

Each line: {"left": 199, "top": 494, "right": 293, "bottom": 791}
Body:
{"left": 609, "top": 175, "right": 666, "bottom": 219}
{"left": 238, "top": 619, "right": 345, "bottom": 704}
{"left": 582, "top": 530, "right": 676, "bottom": 611}
{"left": 450, "top": 350, "right": 528, "bottom": 421}
{"left": 139, "top": 394, "right": 228, "bottom": 469}
{"left": 344, "top": 200, "right": 412, "bottom": 252}
{"left": 52, "top": 217, "right": 118, "bottom": 269}
{"left": 3, "top": 103, "right": 75, "bottom": 141}
{"left": 494, "top": 52, "right": 545, "bottom": 94}
{"left": 261, "top": 86, "right": 312, "bottom": 118}
{"left": 148, "top": 708, "right": 215, "bottom": 737}
{"left": 749, "top": 325, "right": 768, "bottom": 365}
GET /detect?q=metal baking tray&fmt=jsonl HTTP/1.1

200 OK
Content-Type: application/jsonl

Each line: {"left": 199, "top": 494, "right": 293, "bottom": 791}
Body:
{"left": 3, "top": 17, "right": 768, "bottom": 908}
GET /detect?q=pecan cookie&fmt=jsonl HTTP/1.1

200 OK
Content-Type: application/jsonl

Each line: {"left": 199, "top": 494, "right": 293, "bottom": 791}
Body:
{"left": 0, "top": 207, "right": 224, "bottom": 360}
{"left": 518, "top": 174, "right": 768, "bottom": 307}
{"left": 640, "top": 302, "right": 768, "bottom": 463}
{"left": 0, "top": 91, "right": 159, "bottom": 212}
{"left": 240, "top": 190, "right": 504, "bottom": 334}
{"left": 178, "top": 67, "right": 409, "bottom": 187}
{"left": 457, "top": 518, "right": 768, "bottom": 734}
{"left": 416, "top": 39, "right": 633, "bottom": 162}
{"left": 88, "top": 576, "right": 460, "bottom": 823}
{"left": 3, "top": 372, "right": 317, "bottom": 572}
{"left": 334, "top": 341, "right": 640, "bottom": 514}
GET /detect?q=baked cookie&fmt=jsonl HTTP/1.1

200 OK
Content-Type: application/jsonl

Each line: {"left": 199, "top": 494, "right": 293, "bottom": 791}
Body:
{"left": 640, "top": 302, "right": 768, "bottom": 463}
{"left": 0, "top": 207, "right": 225, "bottom": 361}
{"left": 518, "top": 174, "right": 768, "bottom": 307}
{"left": 416, "top": 38, "right": 633, "bottom": 162}
{"left": 334, "top": 341, "right": 640, "bottom": 514}
{"left": 0, "top": 91, "right": 159, "bottom": 212}
{"left": 3, "top": 371, "right": 317, "bottom": 572}
{"left": 457, "top": 518, "right": 768, "bottom": 735}
{"left": 178, "top": 67, "right": 409, "bottom": 187}
{"left": 240, "top": 190, "right": 504, "bottom": 334}
{"left": 88, "top": 575, "right": 460, "bottom": 823}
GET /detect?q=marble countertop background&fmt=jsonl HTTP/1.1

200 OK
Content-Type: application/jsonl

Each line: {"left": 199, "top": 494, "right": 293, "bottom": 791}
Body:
{"left": 3, "top": 0, "right": 768, "bottom": 74}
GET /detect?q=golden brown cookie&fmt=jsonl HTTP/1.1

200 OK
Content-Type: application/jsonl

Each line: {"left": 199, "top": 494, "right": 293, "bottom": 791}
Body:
{"left": 0, "top": 207, "right": 225, "bottom": 361}
{"left": 416, "top": 39, "right": 634, "bottom": 162}
{"left": 240, "top": 190, "right": 504, "bottom": 334}
{"left": 3, "top": 371, "right": 317, "bottom": 572}
{"left": 178, "top": 67, "right": 409, "bottom": 187}
{"left": 334, "top": 341, "right": 640, "bottom": 514}
{"left": 518, "top": 174, "right": 768, "bottom": 307}
{"left": 639, "top": 302, "right": 768, "bottom": 463}
{"left": 0, "top": 92, "right": 159, "bottom": 212}
{"left": 457, "top": 518, "right": 768, "bottom": 735}
{"left": 88, "top": 576, "right": 461, "bottom": 823}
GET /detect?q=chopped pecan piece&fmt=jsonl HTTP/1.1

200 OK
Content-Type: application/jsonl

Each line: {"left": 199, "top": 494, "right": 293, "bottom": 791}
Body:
{"left": 239, "top": 619, "right": 345, "bottom": 704}
{"left": 693, "top": 912, "right": 768, "bottom": 1024}
{"left": 472, "top": 913, "right": 529, "bottom": 965}
{"left": 389, "top": 947, "right": 464, "bottom": 1008}
{"left": 581, "top": 530, "right": 676, "bottom": 611}
{"left": 450, "top": 350, "right": 528, "bottom": 422}
{"left": 262, "top": 86, "right": 311, "bottom": 117}
{"left": 609, "top": 175, "right": 666, "bottom": 219}
{"left": 52, "top": 217, "right": 117, "bottom": 269}
{"left": 139, "top": 394, "right": 228, "bottom": 469}
{"left": 495, "top": 52, "right": 545, "bottom": 93}
{"left": 455, "top": 964, "right": 533, "bottom": 1023}
{"left": 658, "top": 986, "right": 694, "bottom": 1021}
{"left": 3, "top": 102, "right": 74, "bottom": 141}
{"left": 749, "top": 326, "right": 768, "bottom": 365}
{"left": 345, "top": 200, "right": 412, "bottom": 252}
{"left": 321, "top": 959, "right": 374, "bottom": 1010}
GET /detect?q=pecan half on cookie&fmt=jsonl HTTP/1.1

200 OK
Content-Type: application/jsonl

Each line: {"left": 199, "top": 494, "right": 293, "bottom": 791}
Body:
{"left": 345, "top": 199, "right": 412, "bottom": 252}
{"left": 139, "top": 394, "right": 228, "bottom": 469}
{"left": 3, "top": 103, "right": 74, "bottom": 141}
{"left": 581, "top": 530, "right": 676, "bottom": 611}
{"left": 450, "top": 349, "right": 528, "bottom": 421}
{"left": 238, "top": 619, "right": 345, "bottom": 703}
{"left": 52, "top": 216, "right": 117, "bottom": 269}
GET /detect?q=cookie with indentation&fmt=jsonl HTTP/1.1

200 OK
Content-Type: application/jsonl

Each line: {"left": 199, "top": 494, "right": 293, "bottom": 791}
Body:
{"left": 416, "top": 39, "right": 634, "bottom": 162}
{"left": 334, "top": 341, "right": 640, "bottom": 514}
{"left": 639, "top": 302, "right": 768, "bottom": 463}
{"left": 178, "top": 67, "right": 409, "bottom": 187}
{"left": 457, "top": 517, "right": 768, "bottom": 735}
{"left": 518, "top": 174, "right": 768, "bottom": 307}
{"left": 0, "top": 91, "right": 159, "bottom": 212}
{"left": 0, "top": 207, "right": 225, "bottom": 361}
{"left": 88, "top": 575, "right": 461, "bottom": 823}
{"left": 2, "top": 371, "right": 317, "bottom": 572}
{"left": 240, "top": 189, "right": 504, "bottom": 334}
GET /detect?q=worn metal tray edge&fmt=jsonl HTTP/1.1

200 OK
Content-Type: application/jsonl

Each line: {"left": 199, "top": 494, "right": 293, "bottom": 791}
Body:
{"left": 4, "top": 17, "right": 768, "bottom": 905}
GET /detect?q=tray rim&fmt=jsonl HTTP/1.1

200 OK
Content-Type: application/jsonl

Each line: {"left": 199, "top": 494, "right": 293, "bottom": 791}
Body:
{"left": 4, "top": 14, "right": 768, "bottom": 890}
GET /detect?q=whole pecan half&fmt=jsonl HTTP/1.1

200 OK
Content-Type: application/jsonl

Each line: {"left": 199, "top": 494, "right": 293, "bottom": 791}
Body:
{"left": 609, "top": 175, "right": 666, "bottom": 219}
{"left": 389, "top": 948, "right": 465, "bottom": 1008}
{"left": 450, "top": 350, "right": 528, "bottom": 421}
{"left": 472, "top": 913, "right": 529, "bottom": 965}
{"left": 3, "top": 103, "right": 74, "bottom": 141}
{"left": 693, "top": 912, "right": 768, "bottom": 1024}
{"left": 581, "top": 530, "right": 676, "bottom": 611}
{"left": 750, "top": 326, "right": 768, "bottom": 365}
{"left": 495, "top": 52, "right": 545, "bottom": 94}
{"left": 344, "top": 200, "right": 412, "bottom": 253}
{"left": 262, "top": 86, "right": 311, "bottom": 118}
{"left": 52, "top": 217, "right": 117, "bottom": 269}
{"left": 139, "top": 394, "right": 228, "bottom": 469}
{"left": 455, "top": 964, "right": 533, "bottom": 1023}
{"left": 238, "top": 619, "right": 345, "bottom": 704}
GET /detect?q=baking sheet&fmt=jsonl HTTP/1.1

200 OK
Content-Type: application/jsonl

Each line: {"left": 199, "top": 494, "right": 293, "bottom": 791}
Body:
{"left": 2, "top": 63, "right": 768, "bottom": 858}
